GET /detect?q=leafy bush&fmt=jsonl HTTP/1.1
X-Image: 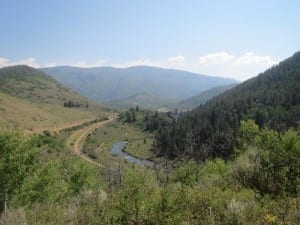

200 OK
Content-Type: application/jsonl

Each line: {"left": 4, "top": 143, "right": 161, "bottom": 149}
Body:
{"left": 233, "top": 120, "right": 300, "bottom": 196}
{"left": 0, "top": 132, "right": 37, "bottom": 212}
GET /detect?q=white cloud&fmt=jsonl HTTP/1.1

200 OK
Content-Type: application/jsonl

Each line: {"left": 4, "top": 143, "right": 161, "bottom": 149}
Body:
{"left": 113, "top": 55, "right": 186, "bottom": 69}
{"left": 72, "top": 59, "right": 107, "bottom": 68}
{"left": 0, "top": 52, "right": 278, "bottom": 81}
{"left": 167, "top": 55, "right": 185, "bottom": 66}
{"left": 199, "top": 52, "right": 235, "bottom": 64}
{"left": 43, "top": 62, "right": 58, "bottom": 68}
{"left": 233, "top": 52, "right": 276, "bottom": 66}
{"left": 195, "top": 52, "right": 277, "bottom": 80}
{"left": 99, "top": 53, "right": 277, "bottom": 80}
{"left": 0, "top": 57, "right": 40, "bottom": 68}
{"left": 0, "top": 57, "right": 9, "bottom": 65}
{"left": 0, "top": 57, "right": 106, "bottom": 69}
{"left": 112, "top": 59, "right": 161, "bottom": 68}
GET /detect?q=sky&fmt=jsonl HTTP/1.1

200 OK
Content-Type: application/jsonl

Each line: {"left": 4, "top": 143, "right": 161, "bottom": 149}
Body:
{"left": 0, "top": 0, "right": 299, "bottom": 81}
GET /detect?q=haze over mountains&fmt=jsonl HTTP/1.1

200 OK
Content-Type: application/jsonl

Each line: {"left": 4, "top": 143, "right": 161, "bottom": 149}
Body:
{"left": 167, "top": 83, "right": 236, "bottom": 110}
{"left": 42, "top": 66, "right": 237, "bottom": 109}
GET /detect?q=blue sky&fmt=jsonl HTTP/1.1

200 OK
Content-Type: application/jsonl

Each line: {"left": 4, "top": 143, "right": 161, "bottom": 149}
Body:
{"left": 0, "top": 0, "right": 299, "bottom": 80}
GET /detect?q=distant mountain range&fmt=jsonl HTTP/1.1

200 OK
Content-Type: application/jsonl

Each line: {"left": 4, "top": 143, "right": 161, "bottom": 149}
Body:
{"left": 42, "top": 66, "right": 237, "bottom": 109}
{"left": 109, "top": 84, "right": 236, "bottom": 111}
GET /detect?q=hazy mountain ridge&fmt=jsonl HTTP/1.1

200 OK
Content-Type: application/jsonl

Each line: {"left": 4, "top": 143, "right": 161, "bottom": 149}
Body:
{"left": 42, "top": 66, "right": 237, "bottom": 104}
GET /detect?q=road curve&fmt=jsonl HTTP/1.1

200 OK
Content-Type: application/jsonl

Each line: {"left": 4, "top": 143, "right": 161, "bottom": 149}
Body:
{"left": 67, "top": 114, "right": 117, "bottom": 168}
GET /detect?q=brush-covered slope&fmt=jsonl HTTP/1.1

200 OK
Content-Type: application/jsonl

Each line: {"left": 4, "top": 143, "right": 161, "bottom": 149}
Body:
{"left": 42, "top": 66, "right": 236, "bottom": 102}
{"left": 0, "top": 65, "right": 98, "bottom": 108}
{"left": 155, "top": 51, "right": 300, "bottom": 160}
{"left": 168, "top": 84, "right": 236, "bottom": 110}
{"left": 0, "top": 65, "right": 108, "bottom": 133}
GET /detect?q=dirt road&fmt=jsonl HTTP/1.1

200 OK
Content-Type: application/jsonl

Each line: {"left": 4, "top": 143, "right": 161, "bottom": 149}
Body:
{"left": 66, "top": 114, "right": 117, "bottom": 167}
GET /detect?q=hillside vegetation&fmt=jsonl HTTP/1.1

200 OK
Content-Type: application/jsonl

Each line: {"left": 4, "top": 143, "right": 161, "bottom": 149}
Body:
{"left": 1, "top": 122, "right": 299, "bottom": 225}
{"left": 0, "top": 65, "right": 109, "bottom": 133}
{"left": 0, "top": 56, "right": 299, "bottom": 225}
{"left": 155, "top": 51, "right": 300, "bottom": 160}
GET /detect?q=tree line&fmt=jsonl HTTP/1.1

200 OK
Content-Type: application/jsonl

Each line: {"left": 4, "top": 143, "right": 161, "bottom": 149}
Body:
{"left": 63, "top": 100, "right": 88, "bottom": 108}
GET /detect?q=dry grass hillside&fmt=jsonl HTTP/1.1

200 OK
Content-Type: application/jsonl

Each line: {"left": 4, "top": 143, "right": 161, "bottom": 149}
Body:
{"left": 0, "top": 65, "right": 111, "bottom": 133}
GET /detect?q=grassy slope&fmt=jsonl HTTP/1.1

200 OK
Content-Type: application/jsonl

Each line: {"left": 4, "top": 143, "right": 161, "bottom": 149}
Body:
{"left": 0, "top": 91, "right": 104, "bottom": 133}
{"left": 0, "top": 65, "right": 109, "bottom": 133}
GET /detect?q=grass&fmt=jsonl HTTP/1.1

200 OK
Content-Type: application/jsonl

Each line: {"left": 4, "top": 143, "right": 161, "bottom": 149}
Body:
{"left": 0, "top": 65, "right": 97, "bottom": 108}
{"left": 84, "top": 121, "right": 155, "bottom": 163}
{"left": 126, "top": 137, "right": 154, "bottom": 159}
{"left": 0, "top": 91, "right": 106, "bottom": 133}
{"left": 3, "top": 114, "right": 299, "bottom": 225}
{"left": 0, "top": 65, "right": 111, "bottom": 134}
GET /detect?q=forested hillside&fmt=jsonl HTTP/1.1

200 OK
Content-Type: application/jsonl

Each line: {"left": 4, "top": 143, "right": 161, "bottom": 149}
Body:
{"left": 155, "top": 52, "right": 300, "bottom": 160}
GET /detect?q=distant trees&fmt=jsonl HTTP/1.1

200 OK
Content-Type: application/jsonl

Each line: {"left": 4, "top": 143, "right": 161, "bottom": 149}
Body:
{"left": 121, "top": 107, "right": 173, "bottom": 132}
{"left": 145, "top": 117, "right": 160, "bottom": 131}
{"left": 63, "top": 100, "right": 81, "bottom": 108}
{"left": 125, "top": 111, "right": 131, "bottom": 122}
{"left": 123, "top": 108, "right": 137, "bottom": 123}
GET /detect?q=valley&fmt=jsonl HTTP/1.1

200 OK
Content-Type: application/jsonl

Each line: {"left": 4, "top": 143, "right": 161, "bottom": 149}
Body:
{"left": 0, "top": 48, "right": 299, "bottom": 225}
{"left": 2, "top": 2, "right": 300, "bottom": 224}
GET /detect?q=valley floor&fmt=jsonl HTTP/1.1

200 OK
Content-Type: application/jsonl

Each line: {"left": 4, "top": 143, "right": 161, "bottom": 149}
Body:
{"left": 1, "top": 113, "right": 299, "bottom": 225}
{"left": 66, "top": 113, "right": 118, "bottom": 168}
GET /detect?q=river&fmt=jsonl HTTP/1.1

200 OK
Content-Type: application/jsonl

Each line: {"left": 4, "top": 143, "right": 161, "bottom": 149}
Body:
{"left": 110, "top": 141, "right": 153, "bottom": 167}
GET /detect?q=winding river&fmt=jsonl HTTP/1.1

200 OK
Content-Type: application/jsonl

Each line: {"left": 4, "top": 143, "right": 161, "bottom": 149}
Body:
{"left": 110, "top": 141, "right": 153, "bottom": 167}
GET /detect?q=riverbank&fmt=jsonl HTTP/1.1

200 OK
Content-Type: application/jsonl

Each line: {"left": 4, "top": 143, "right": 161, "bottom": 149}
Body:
{"left": 83, "top": 121, "right": 155, "bottom": 166}
{"left": 111, "top": 141, "right": 154, "bottom": 167}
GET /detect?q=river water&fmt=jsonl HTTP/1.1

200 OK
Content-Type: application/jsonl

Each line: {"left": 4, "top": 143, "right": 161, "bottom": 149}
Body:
{"left": 110, "top": 141, "right": 153, "bottom": 167}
